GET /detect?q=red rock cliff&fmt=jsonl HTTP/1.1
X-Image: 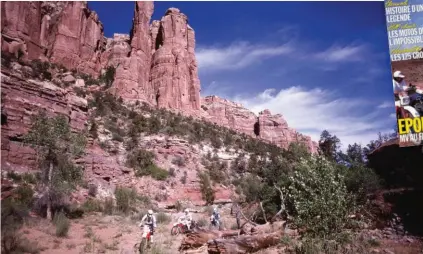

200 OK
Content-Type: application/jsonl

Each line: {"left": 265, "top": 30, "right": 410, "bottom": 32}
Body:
{"left": 1, "top": 1, "right": 107, "bottom": 76}
{"left": 111, "top": 1, "right": 154, "bottom": 102}
{"left": 1, "top": 1, "right": 318, "bottom": 153}
{"left": 201, "top": 96, "right": 318, "bottom": 152}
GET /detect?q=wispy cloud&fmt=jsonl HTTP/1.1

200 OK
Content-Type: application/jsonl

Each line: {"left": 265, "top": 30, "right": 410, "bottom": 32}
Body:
{"left": 196, "top": 41, "right": 293, "bottom": 72}
{"left": 378, "top": 101, "right": 394, "bottom": 109}
{"left": 313, "top": 44, "right": 367, "bottom": 63}
{"left": 231, "top": 86, "right": 394, "bottom": 149}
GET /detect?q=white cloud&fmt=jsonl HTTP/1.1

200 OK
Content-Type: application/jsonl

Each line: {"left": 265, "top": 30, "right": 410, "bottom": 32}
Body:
{"left": 196, "top": 41, "right": 293, "bottom": 71}
{"left": 378, "top": 101, "right": 394, "bottom": 109}
{"left": 231, "top": 86, "right": 394, "bottom": 150}
{"left": 313, "top": 44, "right": 367, "bottom": 63}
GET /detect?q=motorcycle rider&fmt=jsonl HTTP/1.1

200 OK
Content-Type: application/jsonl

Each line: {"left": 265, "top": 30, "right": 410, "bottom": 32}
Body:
{"left": 210, "top": 207, "right": 221, "bottom": 228}
{"left": 180, "top": 208, "right": 193, "bottom": 231}
{"left": 393, "top": 70, "right": 410, "bottom": 97}
{"left": 139, "top": 209, "right": 157, "bottom": 243}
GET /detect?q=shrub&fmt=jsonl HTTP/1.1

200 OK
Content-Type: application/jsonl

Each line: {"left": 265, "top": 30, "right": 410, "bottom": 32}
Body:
{"left": 73, "top": 87, "right": 86, "bottom": 98}
{"left": 197, "top": 218, "right": 208, "bottom": 227}
{"left": 126, "top": 149, "right": 168, "bottom": 180}
{"left": 6, "top": 171, "right": 22, "bottom": 182}
{"left": 88, "top": 184, "right": 97, "bottom": 197}
{"left": 172, "top": 156, "right": 186, "bottom": 167}
{"left": 22, "top": 173, "right": 37, "bottom": 184}
{"left": 30, "top": 60, "right": 51, "bottom": 80}
{"left": 282, "top": 156, "right": 355, "bottom": 238}
{"left": 100, "top": 66, "right": 116, "bottom": 88}
{"left": 169, "top": 168, "right": 176, "bottom": 177}
{"left": 53, "top": 212, "right": 70, "bottom": 237}
{"left": 198, "top": 172, "right": 215, "bottom": 205}
{"left": 156, "top": 212, "right": 171, "bottom": 224}
{"left": 180, "top": 171, "right": 188, "bottom": 184}
{"left": 14, "top": 184, "right": 34, "bottom": 208}
{"left": 114, "top": 187, "right": 138, "bottom": 214}
{"left": 174, "top": 200, "right": 184, "bottom": 212}
{"left": 341, "top": 164, "right": 381, "bottom": 204}
{"left": 82, "top": 199, "right": 103, "bottom": 213}
{"left": 103, "top": 198, "right": 114, "bottom": 215}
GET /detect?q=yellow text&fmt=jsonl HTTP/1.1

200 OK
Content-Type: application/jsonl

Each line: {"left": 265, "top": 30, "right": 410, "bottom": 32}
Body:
{"left": 398, "top": 117, "right": 423, "bottom": 134}
{"left": 385, "top": 0, "right": 409, "bottom": 7}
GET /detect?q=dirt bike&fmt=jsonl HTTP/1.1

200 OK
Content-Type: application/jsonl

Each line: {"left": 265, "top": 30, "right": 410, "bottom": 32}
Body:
{"left": 171, "top": 220, "right": 196, "bottom": 235}
{"left": 209, "top": 216, "right": 221, "bottom": 231}
{"left": 135, "top": 224, "right": 153, "bottom": 254}
{"left": 395, "top": 84, "right": 423, "bottom": 145}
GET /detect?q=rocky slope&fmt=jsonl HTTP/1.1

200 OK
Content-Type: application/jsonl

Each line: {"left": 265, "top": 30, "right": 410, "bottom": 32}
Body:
{"left": 1, "top": 1, "right": 317, "bottom": 154}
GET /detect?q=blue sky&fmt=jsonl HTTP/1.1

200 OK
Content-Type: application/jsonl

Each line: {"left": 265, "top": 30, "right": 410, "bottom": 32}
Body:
{"left": 89, "top": 1, "right": 397, "bottom": 149}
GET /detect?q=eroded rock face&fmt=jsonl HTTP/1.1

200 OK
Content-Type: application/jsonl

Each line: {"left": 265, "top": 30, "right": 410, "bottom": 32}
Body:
{"left": 1, "top": 1, "right": 44, "bottom": 60}
{"left": 46, "top": 2, "right": 107, "bottom": 76}
{"left": 111, "top": 1, "right": 154, "bottom": 102}
{"left": 1, "top": 1, "right": 106, "bottom": 76}
{"left": 1, "top": 70, "right": 88, "bottom": 170}
{"left": 201, "top": 96, "right": 318, "bottom": 152}
{"left": 149, "top": 8, "right": 201, "bottom": 111}
{"left": 201, "top": 96, "right": 257, "bottom": 136}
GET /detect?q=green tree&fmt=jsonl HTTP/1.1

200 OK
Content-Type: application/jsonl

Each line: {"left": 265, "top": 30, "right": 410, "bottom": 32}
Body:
{"left": 283, "top": 156, "right": 354, "bottom": 238}
{"left": 198, "top": 172, "right": 215, "bottom": 205}
{"left": 23, "top": 112, "right": 87, "bottom": 220}
{"left": 318, "top": 130, "right": 341, "bottom": 161}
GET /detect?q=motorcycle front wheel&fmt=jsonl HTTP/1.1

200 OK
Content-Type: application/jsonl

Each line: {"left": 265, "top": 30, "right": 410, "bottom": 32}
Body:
{"left": 139, "top": 238, "right": 147, "bottom": 254}
{"left": 171, "top": 226, "right": 181, "bottom": 236}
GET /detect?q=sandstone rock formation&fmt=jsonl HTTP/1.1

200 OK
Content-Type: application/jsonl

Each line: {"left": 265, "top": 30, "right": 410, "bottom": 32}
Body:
{"left": 111, "top": 1, "right": 154, "bottom": 102}
{"left": 1, "top": 69, "right": 88, "bottom": 170}
{"left": 1, "top": 0, "right": 318, "bottom": 161}
{"left": 149, "top": 8, "right": 201, "bottom": 111}
{"left": 1, "top": 1, "right": 107, "bottom": 76}
{"left": 1, "top": 2, "right": 44, "bottom": 59}
{"left": 201, "top": 96, "right": 318, "bottom": 152}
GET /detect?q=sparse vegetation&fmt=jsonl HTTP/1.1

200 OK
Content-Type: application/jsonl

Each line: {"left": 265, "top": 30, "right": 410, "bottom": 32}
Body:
{"left": 126, "top": 148, "right": 168, "bottom": 180}
{"left": 198, "top": 172, "right": 215, "bottom": 205}
{"left": 23, "top": 112, "right": 86, "bottom": 220}
{"left": 156, "top": 212, "right": 171, "bottom": 224}
{"left": 53, "top": 212, "right": 70, "bottom": 237}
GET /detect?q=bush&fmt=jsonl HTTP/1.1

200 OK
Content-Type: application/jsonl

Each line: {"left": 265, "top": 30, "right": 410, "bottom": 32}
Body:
{"left": 31, "top": 60, "right": 51, "bottom": 80}
{"left": 282, "top": 156, "right": 355, "bottom": 238}
{"left": 156, "top": 212, "right": 171, "bottom": 224}
{"left": 180, "top": 171, "right": 188, "bottom": 184}
{"left": 14, "top": 184, "right": 34, "bottom": 208}
{"left": 103, "top": 198, "right": 114, "bottom": 215}
{"left": 172, "top": 156, "right": 186, "bottom": 167}
{"left": 114, "top": 187, "right": 138, "bottom": 214}
{"left": 53, "top": 212, "right": 70, "bottom": 237}
{"left": 82, "top": 199, "right": 103, "bottom": 213}
{"left": 169, "top": 168, "right": 176, "bottom": 177}
{"left": 88, "top": 184, "right": 98, "bottom": 197}
{"left": 197, "top": 218, "right": 208, "bottom": 227}
{"left": 198, "top": 172, "right": 215, "bottom": 205}
{"left": 126, "top": 149, "right": 168, "bottom": 180}
{"left": 100, "top": 66, "right": 116, "bottom": 88}
{"left": 341, "top": 164, "right": 381, "bottom": 204}
{"left": 73, "top": 87, "right": 86, "bottom": 98}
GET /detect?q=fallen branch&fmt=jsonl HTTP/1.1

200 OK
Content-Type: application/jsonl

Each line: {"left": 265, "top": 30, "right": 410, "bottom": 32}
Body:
{"left": 270, "top": 185, "right": 288, "bottom": 223}
{"left": 207, "top": 231, "right": 283, "bottom": 254}
{"left": 179, "top": 229, "right": 240, "bottom": 251}
{"left": 259, "top": 201, "right": 268, "bottom": 224}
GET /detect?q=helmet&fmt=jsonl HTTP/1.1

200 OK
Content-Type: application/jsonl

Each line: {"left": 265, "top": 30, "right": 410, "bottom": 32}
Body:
{"left": 213, "top": 207, "right": 217, "bottom": 213}
{"left": 148, "top": 210, "right": 153, "bottom": 215}
{"left": 184, "top": 208, "right": 189, "bottom": 213}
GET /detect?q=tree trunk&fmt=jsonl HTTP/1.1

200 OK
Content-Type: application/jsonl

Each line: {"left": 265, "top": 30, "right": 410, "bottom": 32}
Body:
{"left": 207, "top": 231, "right": 283, "bottom": 254}
{"left": 46, "top": 161, "right": 53, "bottom": 220}
{"left": 179, "top": 229, "right": 240, "bottom": 252}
